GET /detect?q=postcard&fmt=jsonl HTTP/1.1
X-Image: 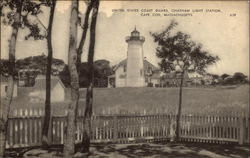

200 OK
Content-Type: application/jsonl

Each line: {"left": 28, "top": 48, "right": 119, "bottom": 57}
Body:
{"left": 0, "top": 0, "right": 249, "bottom": 157}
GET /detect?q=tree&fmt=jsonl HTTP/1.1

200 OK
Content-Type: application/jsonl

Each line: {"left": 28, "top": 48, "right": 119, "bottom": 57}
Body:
{"left": 224, "top": 76, "right": 234, "bottom": 85}
{"left": 75, "top": 2, "right": 96, "bottom": 152}
{"left": 81, "top": 0, "right": 100, "bottom": 153}
{"left": 0, "top": 0, "right": 23, "bottom": 156}
{"left": 63, "top": 0, "right": 79, "bottom": 157}
{"left": 70, "top": 1, "right": 96, "bottom": 152}
{"left": 232, "top": 72, "right": 247, "bottom": 84}
{"left": 0, "top": 60, "right": 10, "bottom": 75}
{"left": 76, "top": 0, "right": 95, "bottom": 72}
{"left": 151, "top": 20, "right": 219, "bottom": 141}
{"left": 59, "top": 65, "right": 71, "bottom": 87}
{"left": 42, "top": 0, "right": 57, "bottom": 146}
{"left": 59, "top": 60, "right": 113, "bottom": 88}
{"left": 221, "top": 73, "right": 230, "bottom": 80}
{"left": 211, "top": 74, "right": 219, "bottom": 80}
{"left": 93, "top": 60, "right": 114, "bottom": 87}
{"left": 1, "top": 0, "right": 56, "bottom": 150}
{"left": 13, "top": 55, "right": 65, "bottom": 75}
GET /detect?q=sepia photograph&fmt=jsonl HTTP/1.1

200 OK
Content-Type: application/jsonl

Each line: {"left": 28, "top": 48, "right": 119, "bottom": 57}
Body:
{"left": 0, "top": 0, "right": 249, "bottom": 157}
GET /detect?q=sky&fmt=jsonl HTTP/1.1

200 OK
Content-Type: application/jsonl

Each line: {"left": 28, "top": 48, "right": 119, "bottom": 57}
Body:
{"left": 1, "top": 1, "right": 249, "bottom": 76}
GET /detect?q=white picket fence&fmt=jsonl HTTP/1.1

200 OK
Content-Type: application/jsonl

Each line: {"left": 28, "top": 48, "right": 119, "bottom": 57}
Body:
{"left": 6, "top": 108, "right": 250, "bottom": 149}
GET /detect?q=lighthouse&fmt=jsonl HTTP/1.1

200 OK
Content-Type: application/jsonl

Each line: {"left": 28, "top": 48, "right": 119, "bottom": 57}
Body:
{"left": 125, "top": 27, "right": 145, "bottom": 87}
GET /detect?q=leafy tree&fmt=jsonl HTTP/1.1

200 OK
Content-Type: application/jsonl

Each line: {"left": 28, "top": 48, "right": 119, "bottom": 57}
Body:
{"left": 210, "top": 74, "right": 219, "bottom": 85}
{"left": 151, "top": 20, "right": 219, "bottom": 141}
{"left": 59, "top": 60, "right": 113, "bottom": 88}
{"left": 0, "top": 59, "right": 11, "bottom": 75}
{"left": 59, "top": 65, "right": 71, "bottom": 87}
{"left": 63, "top": 0, "right": 79, "bottom": 157}
{"left": 211, "top": 74, "right": 219, "bottom": 80}
{"left": 224, "top": 76, "right": 234, "bottom": 85}
{"left": 0, "top": 1, "right": 23, "bottom": 156}
{"left": 13, "top": 55, "right": 65, "bottom": 74}
{"left": 94, "top": 59, "right": 114, "bottom": 87}
{"left": 1, "top": 0, "right": 56, "bottom": 148}
{"left": 232, "top": 72, "right": 247, "bottom": 84}
{"left": 221, "top": 73, "right": 230, "bottom": 80}
{"left": 0, "top": 0, "right": 50, "bottom": 155}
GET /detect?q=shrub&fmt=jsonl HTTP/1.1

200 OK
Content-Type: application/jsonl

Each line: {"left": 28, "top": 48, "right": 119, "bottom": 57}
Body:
{"left": 148, "top": 82, "right": 153, "bottom": 87}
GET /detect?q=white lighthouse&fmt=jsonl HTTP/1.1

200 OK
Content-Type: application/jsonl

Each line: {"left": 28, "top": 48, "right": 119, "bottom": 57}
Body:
{"left": 125, "top": 27, "right": 145, "bottom": 87}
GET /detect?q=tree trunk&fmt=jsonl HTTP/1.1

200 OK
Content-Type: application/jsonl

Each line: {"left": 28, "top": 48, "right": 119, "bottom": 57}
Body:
{"left": 81, "top": 0, "right": 99, "bottom": 153}
{"left": 0, "top": 0, "right": 23, "bottom": 157}
{"left": 76, "top": 0, "right": 94, "bottom": 72}
{"left": 81, "top": 83, "right": 93, "bottom": 153}
{"left": 175, "top": 71, "right": 185, "bottom": 142}
{"left": 42, "top": 0, "right": 56, "bottom": 146}
{"left": 63, "top": 0, "right": 79, "bottom": 158}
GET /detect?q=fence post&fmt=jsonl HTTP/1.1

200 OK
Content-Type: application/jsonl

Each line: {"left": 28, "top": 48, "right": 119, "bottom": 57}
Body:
{"left": 113, "top": 116, "right": 118, "bottom": 143}
{"left": 239, "top": 116, "right": 246, "bottom": 145}
{"left": 48, "top": 116, "right": 53, "bottom": 144}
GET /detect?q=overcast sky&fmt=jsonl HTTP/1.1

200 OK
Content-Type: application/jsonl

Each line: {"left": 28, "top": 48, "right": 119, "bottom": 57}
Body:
{"left": 1, "top": 1, "right": 249, "bottom": 76}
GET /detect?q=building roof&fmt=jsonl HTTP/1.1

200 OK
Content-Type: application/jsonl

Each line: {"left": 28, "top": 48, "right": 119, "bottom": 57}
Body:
{"left": 144, "top": 60, "right": 158, "bottom": 71}
{"left": 33, "top": 75, "right": 65, "bottom": 90}
{"left": 7, "top": 76, "right": 87, "bottom": 117}
{"left": 114, "top": 59, "right": 127, "bottom": 70}
{"left": 114, "top": 59, "right": 158, "bottom": 71}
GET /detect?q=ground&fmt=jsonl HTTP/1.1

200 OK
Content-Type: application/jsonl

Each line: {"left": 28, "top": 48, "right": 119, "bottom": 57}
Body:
{"left": 91, "top": 85, "right": 249, "bottom": 115}
{"left": 6, "top": 85, "right": 249, "bottom": 157}
{"left": 6, "top": 142, "right": 250, "bottom": 158}
{"left": 10, "top": 85, "right": 249, "bottom": 116}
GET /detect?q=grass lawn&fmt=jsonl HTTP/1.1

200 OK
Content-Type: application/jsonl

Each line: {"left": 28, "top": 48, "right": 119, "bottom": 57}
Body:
{"left": 10, "top": 85, "right": 249, "bottom": 116}
{"left": 91, "top": 85, "right": 249, "bottom": 115}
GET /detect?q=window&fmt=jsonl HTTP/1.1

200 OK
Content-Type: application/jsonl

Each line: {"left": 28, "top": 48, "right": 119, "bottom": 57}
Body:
{"left": 123, "top": 66, "right": 126, "bottom": 72}
{"left": 5, "top": 85, "right": 8, "bottom": 92}
{"left": 140, "top": 69, "right": 143, "bottom": 76}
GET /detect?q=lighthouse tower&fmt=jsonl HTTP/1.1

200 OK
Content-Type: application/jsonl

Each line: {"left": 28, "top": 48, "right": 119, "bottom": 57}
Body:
{"left": 125, "top": 27, "right": 145, "bottom": 87}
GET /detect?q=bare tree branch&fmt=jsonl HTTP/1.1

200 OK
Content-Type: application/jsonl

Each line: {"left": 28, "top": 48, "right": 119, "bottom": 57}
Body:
{"left": 76, "top": 0, "right": 95, "bottom": 72}
{"left": 34, "top": 14, "right": 47, "bottom": 34}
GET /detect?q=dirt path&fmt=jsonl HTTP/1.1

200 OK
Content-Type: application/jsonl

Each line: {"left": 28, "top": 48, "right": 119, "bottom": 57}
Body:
{"left": 6, "top": 142, "right": 250, "bottom": 158}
